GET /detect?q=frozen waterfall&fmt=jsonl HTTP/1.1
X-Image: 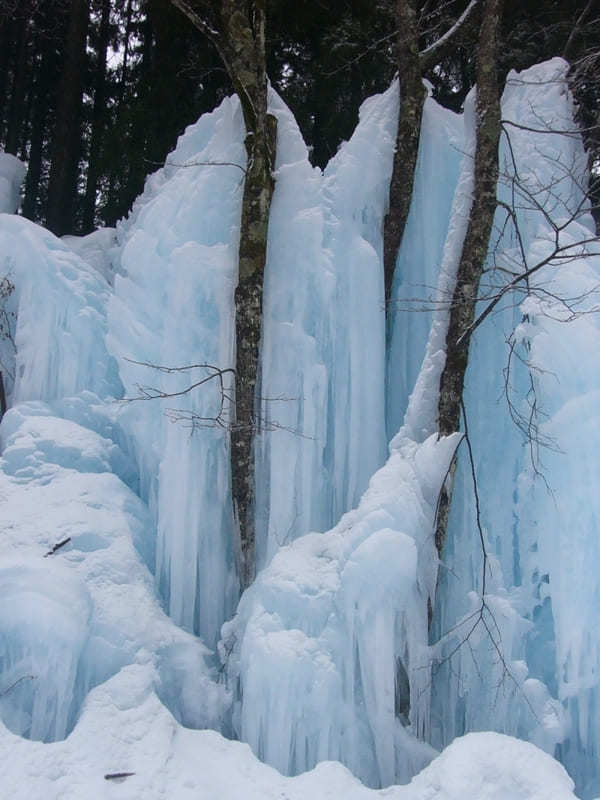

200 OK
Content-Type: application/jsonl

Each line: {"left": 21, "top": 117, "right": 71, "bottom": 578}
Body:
{"left": 0, "top": 57, "right": 598, "bottom": 800}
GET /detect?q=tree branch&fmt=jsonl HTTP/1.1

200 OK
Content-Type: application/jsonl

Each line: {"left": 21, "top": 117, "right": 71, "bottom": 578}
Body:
{"left": 420, "top": 0, "right": 480, "bottom": 70}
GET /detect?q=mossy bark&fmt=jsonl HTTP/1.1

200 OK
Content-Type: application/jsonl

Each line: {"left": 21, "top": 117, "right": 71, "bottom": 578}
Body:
{"left": 383, "top": 0, "right": 426, "bottom": 310}
{"left": 435, "top": 0, "right": 504, "bottom": 556}
{"left": 384, "top": 1, "right": 480, "bottom": 318}
{"left": 221, "top": 0, "right": 277, "bottom": 588}
{"left": 170, "top": 0, "right": 277, "bottom": 587}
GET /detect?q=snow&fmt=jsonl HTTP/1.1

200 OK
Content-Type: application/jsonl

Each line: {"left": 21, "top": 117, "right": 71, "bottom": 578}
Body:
{"left": 63, "top": 228, "right": 118, "bottom": 285}
{"left": 0, "top": 403, "right": 227, "bottom": 744}
{"left": 0, "top": 57, "right": 598, "bottom": 800}
{"left": 0, "top": 153, "right": 25, "bottom": 213}
{"left": 225, "top": 431, "right": 460, "bottom": 787}
{"left": 0, "top": 685, "right": 578, "bottom": 800}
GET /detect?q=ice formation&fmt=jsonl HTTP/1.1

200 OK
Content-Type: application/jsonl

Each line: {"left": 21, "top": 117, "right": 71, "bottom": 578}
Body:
{"left": 255, "top": 87, "right": 393, "bottom": 567}
{"left": 0, "top": 57, "right": 598, "bottom": 800}
{"left": 225, "top": 58, "right": 600, "bottom": 796}
{"left": 431, "top": 59, "right": 600, "bottom": 799}
{"left": 386, "top": 89, "right": 463, "bottom": 439}
{"left": 0, "top": 153, "right": 25, "bottom": 214}
{"left": 106, "top": 96, "right": 244, "bottom": 648}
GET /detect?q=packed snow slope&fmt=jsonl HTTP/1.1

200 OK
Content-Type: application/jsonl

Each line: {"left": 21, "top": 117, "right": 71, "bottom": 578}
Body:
{"left": 0, "top": 58, "right": 598, "bottom": 799}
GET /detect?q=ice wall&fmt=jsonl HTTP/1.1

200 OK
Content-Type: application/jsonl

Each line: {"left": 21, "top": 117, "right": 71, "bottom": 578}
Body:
{"left": 227, "top": 84, "right": 472, "bottom": 789}
{"left": 0, "top": 215, "right": 120, "bottom": 404}
{"left": 386, "top": 93, "right": 463, "bottom": 438}
{"left": 106, "top": 97, "right": 245, "bottom": 648}
{"left": 255, "top": 87, "right": 393, "bottom": 567}
{"left": 0, "top": 55, "right": 597, "bottom": 800}
{"left": 0, "top": 213, "right": 227, "bottom": 742}
{"left": 228, "top": 58, "right": 600, "bottom": 794}
{"left": 106, "top": 84, "right": 396, "bottom": 643}
{"left": 0, "top": 403, "right": 226, "bottom": 742}
{"left": 429, "top": 59, "right": 600, "bottom": 798}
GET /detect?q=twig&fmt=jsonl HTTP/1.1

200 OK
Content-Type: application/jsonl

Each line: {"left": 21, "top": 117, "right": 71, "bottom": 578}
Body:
{"left": 44, "top": 537, "right": 71, "bottom": 557}
{"left": 0, "top": 675, "right": 35, "bottom": 696}
{"left": 104, "top": 773, "right": 135, "bottom": 781}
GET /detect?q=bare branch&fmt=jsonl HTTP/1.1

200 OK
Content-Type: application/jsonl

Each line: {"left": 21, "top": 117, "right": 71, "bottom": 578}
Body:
{"left": 0, "top": 675, "right": 35, "bottom": 696}
{"left": 420, "top": 0, "right": 480, "bottom": 70}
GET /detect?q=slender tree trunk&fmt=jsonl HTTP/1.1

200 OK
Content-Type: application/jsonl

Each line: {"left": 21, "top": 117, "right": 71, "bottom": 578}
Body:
{"left": 22, "top": 55, "right": 51, "bottom": 220}
{"left": 124, "top": 7, "right": 154, "bottom": 208}
{"left": 384, "top": 0, "right": 480, "bottom": 323}
{"left": 46, "top": 0, "right": 88, "bottom": 235}
{"left": 383, "top": 0, "right": 426, "bottom": 310}
{"left": 169, "top": 0, "right": 277, "bottom": 587}
{"left": 102, "top": 0, "right": 134, "bottom": 225}
{"left": 4, "top": 15, "right": 30, "bottom": 155}
{"left": 82, "top": 0, "right": 111, "bottom": 232}
{"left": 0, "top": 20, "right": 13, "bottom": 141}
{"left": 22, "top": 2, "right": 57, "bottom": 220}
{"left": 435, "top": 0, "right": 504, "bottom": 555}
{"left": 0, "top": 371, "right": 6, "bottom": 419}
{"left": 221, "top": 0, "right": 277, "bottom": 588}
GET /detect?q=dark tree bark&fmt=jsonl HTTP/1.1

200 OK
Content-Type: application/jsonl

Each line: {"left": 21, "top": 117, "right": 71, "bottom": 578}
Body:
{"left": 170, "top": 0, "right": 277, "bottom": 588}
{"left": 22, "top": 3, "right": 58, "bottom": 221}
{"left": 82, "top": 0, "right": 111, "bottom": 232}
{"left": 0, "top": 372, "right": 6, "bottom": 419}
{"left": 21, "top": 68, "right": 49, "bottom": 220}
{"left": 384, "top": 0, "right": 480, "bottom": 315}
{"left": 46, "top": 0, "right": 88, "bottom": 236}
{"left": 383, "top": 0, "right": 426, "bottom": 309}
{"left": 4, "top": 15, "right": 31, "bottom": 155}
{"left": 0, "top": 20, "right": 12, "bottom": 140}
{"left": 123, "top": 6, "right": 154, "bottom": 210}
{"left": 435, "top": 0, "right": 504, "bottom": 555}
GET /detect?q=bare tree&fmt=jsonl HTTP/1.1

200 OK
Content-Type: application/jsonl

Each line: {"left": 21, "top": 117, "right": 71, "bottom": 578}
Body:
{"left": 434, "top": 0, "right": 505, "bottom": 555}
{"left": 169, "top": 0, "right": 277, "bottom": 587}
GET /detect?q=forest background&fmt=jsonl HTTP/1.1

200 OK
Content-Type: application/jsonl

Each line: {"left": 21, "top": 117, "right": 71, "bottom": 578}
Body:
{"left": 1, "top": 0, "right": 598, "bottom": 239}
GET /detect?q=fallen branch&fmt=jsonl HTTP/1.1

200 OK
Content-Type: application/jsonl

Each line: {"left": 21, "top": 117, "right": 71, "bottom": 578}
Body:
{"left": 104, "top": 772, "right": 135, "bottom": 781}
{"left": 44, "top": 537, "right": 71, "bottom": 557}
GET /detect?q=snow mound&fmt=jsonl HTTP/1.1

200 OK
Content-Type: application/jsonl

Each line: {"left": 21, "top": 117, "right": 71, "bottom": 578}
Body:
{"left": 225, "top": 431, "right": 461, "bottom": 787}
{"left": 0, "top": 402, "right": 226, "bottom": 742}
{"left": 0, "top": 690, "right": 577, "bottom": 800}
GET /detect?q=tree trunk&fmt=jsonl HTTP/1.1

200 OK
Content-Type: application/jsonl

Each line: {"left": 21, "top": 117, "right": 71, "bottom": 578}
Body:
{"left": 46, "top": 0, "right": 88, "bottom": 236}
{"left": 170, "top": 0, "right": 277, "bottom": 588}
{"left": 435, "top": 0, "right": 504, "bottom": 555}
{"left": 383, "top": 0, "right": 426, "bottom": 310}
{"left": 4, "top": 14, "right": 30, "bottom": 155}
{"left": 82, "top": 0, "right": 111, "bottom": 233}
{"left": 22, "top": 4, "right": 56, "bottom": 221}
{"left": 220, "top": 0, "right": 277, "bottom": 588}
